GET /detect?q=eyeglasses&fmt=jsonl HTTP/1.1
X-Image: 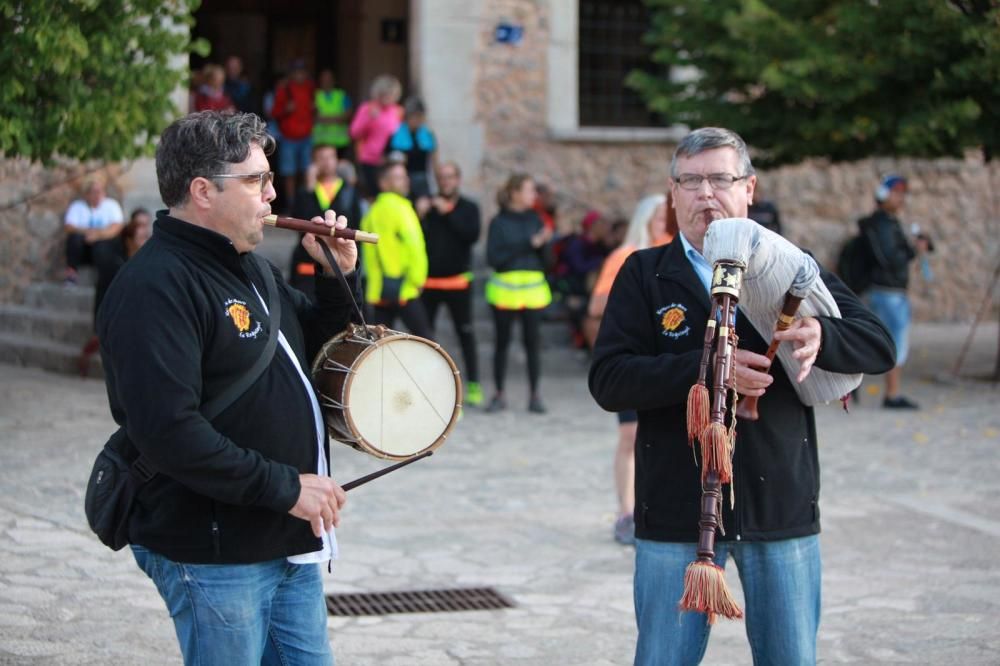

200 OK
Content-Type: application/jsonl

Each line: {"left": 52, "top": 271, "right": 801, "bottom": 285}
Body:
{"left": 675, "top": 173, "right": 750, "bottom": 191}
{"left": 205, "top": 171, "right": 274, "bottom": 193}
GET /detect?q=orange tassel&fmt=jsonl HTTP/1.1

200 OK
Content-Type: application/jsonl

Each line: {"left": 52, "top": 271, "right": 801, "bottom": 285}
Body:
{"left": 678, "top": 560, "right": 744, "bottom": 624}
{"left": 699, "top": 422, "right": 733, "bottom": 484}
{"left": 686, "top": 383, "right": 710, "bottom": 447}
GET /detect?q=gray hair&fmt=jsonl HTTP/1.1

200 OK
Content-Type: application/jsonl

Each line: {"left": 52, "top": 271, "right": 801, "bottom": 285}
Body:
{"left": 623, "top": 194, "right": 667, "bottom": 250}
{"left": 670, "top": 127, "right": 755, "bottom": 179}
{"left": 156, "top": 111, "right": 275, "bottom": 208}
{"left": 369, "top": 74, "right": 402, "bottom": 103}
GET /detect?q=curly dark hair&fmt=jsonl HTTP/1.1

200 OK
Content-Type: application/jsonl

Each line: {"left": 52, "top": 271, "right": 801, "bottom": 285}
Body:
{"left": 156, "top": 111, "right": 275, "bottom": 207}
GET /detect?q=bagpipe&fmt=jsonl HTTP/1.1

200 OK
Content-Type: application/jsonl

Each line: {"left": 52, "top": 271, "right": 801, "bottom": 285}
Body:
{"left": 681, "top": 218, "right": 862, "bottom": 623}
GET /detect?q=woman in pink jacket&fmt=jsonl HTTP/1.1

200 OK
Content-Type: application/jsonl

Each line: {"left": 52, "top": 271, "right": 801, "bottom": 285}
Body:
{"left": 350, "top": 75, "right": 403, "bottom": 199}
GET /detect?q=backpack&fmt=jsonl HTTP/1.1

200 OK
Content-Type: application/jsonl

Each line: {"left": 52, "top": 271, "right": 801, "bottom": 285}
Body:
{"left": 836, "top": 233, "right": 874, "bottom": 295}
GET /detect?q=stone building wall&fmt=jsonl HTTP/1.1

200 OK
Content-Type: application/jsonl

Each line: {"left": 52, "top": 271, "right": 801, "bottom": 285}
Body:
{"left": 474, "top": 0, "right": 672, "bottom": 232}
{"left": 472, "top": 0, "right": 999, "bottom": 322}
{"left": 0, "top": 159, "right": 125, "bottom": 304}
{"left": 3, "top": 0, "right": 997, "bottom": 324}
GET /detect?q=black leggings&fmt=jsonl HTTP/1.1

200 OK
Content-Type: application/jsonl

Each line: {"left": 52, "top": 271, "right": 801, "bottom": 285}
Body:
{"left": 491, "top": 307, "right": 543, "bottom": 394}
{"left": 372, "top": 299, "right": 433, "bottom": 339}
{"left": 423, "top": 288, "right": 479, "bottom": 383}
{"left": 66, "top": 234, "right": 125, "bottom": 324}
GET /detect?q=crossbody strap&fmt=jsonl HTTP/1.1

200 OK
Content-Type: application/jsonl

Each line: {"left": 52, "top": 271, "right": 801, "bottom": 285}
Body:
{"left": 129, "top": 254, "right": 282, "bottom": 483}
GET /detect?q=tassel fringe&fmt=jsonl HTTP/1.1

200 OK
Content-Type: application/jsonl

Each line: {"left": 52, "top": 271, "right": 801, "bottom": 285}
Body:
{"left": 686, "top": 383, "right": 710, "bottom": 447}
{"left": 699, "top": 422, "right": 733, "bottom": 484}
{"left": 678, "top": 560, "right": 744, "bottom": 625}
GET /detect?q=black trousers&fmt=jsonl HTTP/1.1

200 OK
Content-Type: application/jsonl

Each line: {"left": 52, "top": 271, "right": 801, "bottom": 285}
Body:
{"left": 372, "top": 299, "right": 433, "bottom": 340}
{"left": 491, "top": 307, "right": 543, "bottom": 395}
{"left": 423, "top": 287, "right": 479, "bottom": 383}
{"left": 66, "top": 233, "right": 125, "bottom": 323}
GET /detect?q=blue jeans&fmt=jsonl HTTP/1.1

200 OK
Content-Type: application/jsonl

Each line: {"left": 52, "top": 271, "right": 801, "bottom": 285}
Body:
{"left": 279, "top": 137, "right": 313, "bottom": 177}
{"left": 866, "top": 289, "right": 911, "bottom": 366}
{"left": 633, "top": 535, "right": 821, "bottom": 666}
{"left": 131, "top": 546, "right": 333, "bottom": 666}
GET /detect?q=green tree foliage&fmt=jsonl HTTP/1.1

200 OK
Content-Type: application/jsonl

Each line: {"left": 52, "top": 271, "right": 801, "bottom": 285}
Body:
{"left": 629, "top": 0, "right": 1000, "bottom": 166}
{"left": 0, "top": 0, "right": 208, "bottom": 164}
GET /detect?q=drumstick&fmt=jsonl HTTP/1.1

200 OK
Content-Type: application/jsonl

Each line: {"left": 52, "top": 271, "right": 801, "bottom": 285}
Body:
{"left": 342, "top": 450, "right": 434, "bottom": 491}
{"left": 263, "top": 214, "right": 379, "bottom": 244}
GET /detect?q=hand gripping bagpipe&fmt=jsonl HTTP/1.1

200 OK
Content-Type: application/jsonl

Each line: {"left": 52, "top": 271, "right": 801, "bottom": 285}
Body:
{"left": 680, "top": 218, "right": 863, "bottom": 623}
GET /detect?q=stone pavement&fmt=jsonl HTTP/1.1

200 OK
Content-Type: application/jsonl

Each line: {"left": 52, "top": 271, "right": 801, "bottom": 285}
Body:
{"left": 0, "top": 322, "right": 998, "bottom": 665}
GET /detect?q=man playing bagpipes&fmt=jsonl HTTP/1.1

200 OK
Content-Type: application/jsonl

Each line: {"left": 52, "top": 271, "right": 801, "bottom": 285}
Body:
{"left": 589, "top": 127, "right": 896, "bottom": 665}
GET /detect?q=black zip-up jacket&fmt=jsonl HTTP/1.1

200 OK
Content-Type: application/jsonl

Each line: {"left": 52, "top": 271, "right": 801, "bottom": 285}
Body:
{"left": 97, "top": 213, "right": 357, "bottom": 563}
{"left": 589, "top": 240, "right": 895, "bottom": 543}
{"left": 859, "top": 208, "right": 916, "bottom": 291}
{"left": 421, "top": 196, "right": 481, "bottom": 277}
{"left": 486, "top": 209, "right": 547, "bottom": 272}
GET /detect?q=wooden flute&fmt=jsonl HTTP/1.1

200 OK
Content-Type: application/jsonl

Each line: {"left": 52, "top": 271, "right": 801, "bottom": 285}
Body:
{"left": 263, "top": 214, "right": 379, "bottom": 244}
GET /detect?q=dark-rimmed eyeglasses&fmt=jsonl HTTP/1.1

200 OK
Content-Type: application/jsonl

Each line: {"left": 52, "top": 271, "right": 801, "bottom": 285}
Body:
{"left": 205, "top": 171, "right": 274, "bottom": 193}
{"left": 675, "top": 173, "right": 750, "bottom": 191}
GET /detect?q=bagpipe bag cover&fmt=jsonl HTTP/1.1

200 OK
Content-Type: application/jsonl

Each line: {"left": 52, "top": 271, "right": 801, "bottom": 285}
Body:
{"left": 703, "top": 218, "right": 862, "bottom": 405}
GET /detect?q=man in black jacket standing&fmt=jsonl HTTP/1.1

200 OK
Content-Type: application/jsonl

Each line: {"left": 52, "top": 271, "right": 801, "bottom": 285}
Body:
{"left": 589, "top": 127, "right": 895, "bottom": 665}
{"left": 98, "top": 111, "right": 359, "bottom": 665}
{"left": 859, "top": 174, "right": 929, "bottom": 409}
{"left": 418, "top": 161, "right": 483, "bottom": 406}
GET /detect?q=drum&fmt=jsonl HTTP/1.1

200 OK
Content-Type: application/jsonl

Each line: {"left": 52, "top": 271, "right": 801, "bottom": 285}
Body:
{"left": 311, "top": 324, "right": 462, "bottom": 460}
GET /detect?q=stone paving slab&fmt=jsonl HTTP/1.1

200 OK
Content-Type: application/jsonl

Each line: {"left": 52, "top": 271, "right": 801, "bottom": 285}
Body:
{"left": 0, "top": 322, "right": 998, "bottom": 665}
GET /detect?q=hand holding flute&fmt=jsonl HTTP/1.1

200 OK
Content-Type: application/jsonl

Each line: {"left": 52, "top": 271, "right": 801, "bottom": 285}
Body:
{"left": 265, "top": 210, "right": 376, "bottom": 274}
{"left": 264, "top": 213, "right": 379, "bottom": 244}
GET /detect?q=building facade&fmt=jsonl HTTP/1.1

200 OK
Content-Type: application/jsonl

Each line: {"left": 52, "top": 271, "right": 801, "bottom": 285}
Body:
{"left": 1, "top": 0, "right": 997, "bottom": 323}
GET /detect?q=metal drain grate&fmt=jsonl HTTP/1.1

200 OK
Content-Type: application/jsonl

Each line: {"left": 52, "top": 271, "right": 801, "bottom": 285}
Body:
{"left": 326, "top": 587, "right": 515, "bottom": 616}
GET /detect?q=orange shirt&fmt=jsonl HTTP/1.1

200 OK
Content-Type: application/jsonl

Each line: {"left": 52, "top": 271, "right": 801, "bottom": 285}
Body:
{"left": 592, "top": 244, "right": 636, "bottom": 300}
{"left": 590, "top": 234, "right": 674, "bottom": 314}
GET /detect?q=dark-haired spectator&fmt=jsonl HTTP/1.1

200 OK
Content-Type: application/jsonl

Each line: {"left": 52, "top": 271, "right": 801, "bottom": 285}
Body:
{"left": 79, "top": 208, "right": 153, "bottom": 375}
{"left": 289, "top": 144, "right": 362, "bottom": 301}
{"left": 272, "top": 59, "right": 315, "bottom": 206}
{"left": 387, "top": 97, "right": 438, "bottom": 204}
{"left": 419, "top": 161, "right": 483, "bottom": 406}
{"left": 360, "top": 161, "right": 431, "bottom": 337}
{"left": 192, "top": 64, "right": 235, "bottom": 113}
{"left": 553, "top": 210, "right": 614, "bottom": 349}
{"left": 747, "top": 180, "right": 783, "bottom": 236}
{"left": 313, "top": 69, "right": 353, "bottom": 161}
{"left": 533, "top": 182, "right": 558, "bottom": 232}
{"left": 223, "top": 56, "right": 253, "bottom": 113}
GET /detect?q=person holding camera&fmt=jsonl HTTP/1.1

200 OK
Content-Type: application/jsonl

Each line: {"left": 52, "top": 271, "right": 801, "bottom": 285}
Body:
{"left": 860, "top": 174, "right": 932, "bottom": 409}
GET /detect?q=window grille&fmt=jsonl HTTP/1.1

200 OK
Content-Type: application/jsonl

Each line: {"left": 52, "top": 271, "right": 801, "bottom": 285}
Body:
{"left": 578, "top": 0, "right": 663, "bottom": 128}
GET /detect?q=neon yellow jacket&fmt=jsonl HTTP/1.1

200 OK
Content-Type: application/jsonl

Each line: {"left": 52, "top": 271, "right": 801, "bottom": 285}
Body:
{"left": 361, "top": 192, "right": 428, "bottom": 304}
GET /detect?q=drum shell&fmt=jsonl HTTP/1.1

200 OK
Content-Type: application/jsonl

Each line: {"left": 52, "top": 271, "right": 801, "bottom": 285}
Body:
{"left": 311, "top": 325, "right": 462, "bottom": 460}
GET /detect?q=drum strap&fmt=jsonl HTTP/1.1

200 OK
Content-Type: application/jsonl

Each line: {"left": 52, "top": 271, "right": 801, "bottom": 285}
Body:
{"left": 317, "top": 241, "right": 372, "bottom": 336}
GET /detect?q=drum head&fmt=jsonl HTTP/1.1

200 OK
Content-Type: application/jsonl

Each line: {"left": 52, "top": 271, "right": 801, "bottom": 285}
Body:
{"left": 347, "top": 335, "right": 459, "bottom": 459}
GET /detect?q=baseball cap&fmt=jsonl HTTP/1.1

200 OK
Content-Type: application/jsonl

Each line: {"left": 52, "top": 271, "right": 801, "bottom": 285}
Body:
{"left": 876, "top": 174, "right": 907, "bottom": 201}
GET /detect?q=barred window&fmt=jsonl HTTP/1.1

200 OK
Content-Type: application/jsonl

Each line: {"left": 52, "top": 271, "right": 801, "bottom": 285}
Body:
{"left": 578, "top": 0, "right": 661, "bottom": 127}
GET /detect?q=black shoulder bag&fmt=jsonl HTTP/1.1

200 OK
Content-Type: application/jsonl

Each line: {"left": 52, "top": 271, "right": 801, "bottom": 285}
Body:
{"left": 84, "top": 256, "right": 282, "bottom": 551}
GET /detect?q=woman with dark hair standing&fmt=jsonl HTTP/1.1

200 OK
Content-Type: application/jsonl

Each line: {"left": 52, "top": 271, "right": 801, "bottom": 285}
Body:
{"left": 485, "top": 174, "right": 553, "bottom": 414}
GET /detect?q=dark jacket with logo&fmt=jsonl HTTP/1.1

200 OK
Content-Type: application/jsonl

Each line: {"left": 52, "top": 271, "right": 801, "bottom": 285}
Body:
{"left": 859, "top": 208, "right": 916, "bottom": 291}
{"left": 588, "top": 239, "right": 895, "bottom": 543}
{"left": 98, "top": 213, "right": 357, "bottom": 563}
